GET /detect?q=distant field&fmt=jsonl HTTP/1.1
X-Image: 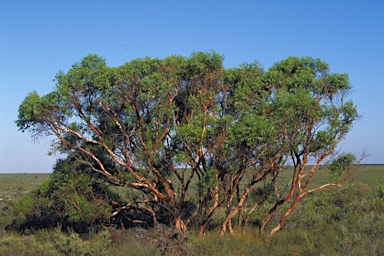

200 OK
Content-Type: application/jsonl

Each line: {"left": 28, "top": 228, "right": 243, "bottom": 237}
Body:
{"left": 0, "top": 173, "right": 51, "bottom": 202}
{"left": 1, "top": 165, "right": 382, "bottom": 203}
{"left": 354, "top": 164, "right": 384, "bottom": 188}
{"left": 275, "top": 164, "right": 384, "bottom": 190}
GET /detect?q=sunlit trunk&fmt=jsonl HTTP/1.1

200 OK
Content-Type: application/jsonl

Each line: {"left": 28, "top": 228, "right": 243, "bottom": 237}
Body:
{"left": 175, "top": 216, "right": 187, "bottom": 231}
{"left": 198, "top": 221, "right": 208, "bottom": 236}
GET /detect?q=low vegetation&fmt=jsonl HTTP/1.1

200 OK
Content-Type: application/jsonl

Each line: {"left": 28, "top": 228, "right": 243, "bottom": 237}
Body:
{"left": 1, "top": 165, "right": 383, "bottom": 255}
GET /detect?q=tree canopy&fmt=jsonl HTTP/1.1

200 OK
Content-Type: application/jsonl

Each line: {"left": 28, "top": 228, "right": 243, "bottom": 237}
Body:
{"left": 17, "top": 52, "right": 358, "bottom": 236}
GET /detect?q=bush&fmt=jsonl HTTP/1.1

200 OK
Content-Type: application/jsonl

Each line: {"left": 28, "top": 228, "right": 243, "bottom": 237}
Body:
{"left": 0, "top": 228, "right": 111, "bottom": 256}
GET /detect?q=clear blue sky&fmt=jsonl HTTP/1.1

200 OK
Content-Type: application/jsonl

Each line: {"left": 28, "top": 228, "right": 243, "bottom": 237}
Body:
{"left": 1, "top": 1, "right": 383, "bottom": 173}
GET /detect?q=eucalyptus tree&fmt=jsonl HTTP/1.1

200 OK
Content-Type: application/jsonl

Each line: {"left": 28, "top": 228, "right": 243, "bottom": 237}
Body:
{"left": 17, "top": 52, "right": 358, "bottom": 236}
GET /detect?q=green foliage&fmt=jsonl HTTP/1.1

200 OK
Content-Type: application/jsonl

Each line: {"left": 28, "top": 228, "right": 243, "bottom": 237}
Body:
{"left": 329, "top": 153, "right": 357, "bottom": 175}
{"left": 249, "top": 183, "right": 275, "bottom": 204}
{"left": 197, "top": 168, "right": 218, "bottom": 198}
{"left": 50, "top": 168, "right": 112, "bottom": 222}
{"left": 7, "top": 158, "right": 124, "bottom": 233}
{"left": 13, "top": 193, "right": 35, "bottom": 216}
{"left": 50, "top": 159, "right": 122, "bottom": 222}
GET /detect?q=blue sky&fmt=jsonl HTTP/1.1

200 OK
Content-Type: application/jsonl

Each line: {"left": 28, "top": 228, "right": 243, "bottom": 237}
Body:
{"left": 1, "top": 1, "right": 383, "bottom": 173}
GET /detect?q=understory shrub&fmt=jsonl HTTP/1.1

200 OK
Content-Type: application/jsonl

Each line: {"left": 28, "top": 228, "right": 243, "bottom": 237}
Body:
{"left": 0, "top": 228, "right": 111, "bottom": 256}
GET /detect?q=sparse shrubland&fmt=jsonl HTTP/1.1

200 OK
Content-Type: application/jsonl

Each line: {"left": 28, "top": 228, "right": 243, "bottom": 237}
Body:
{"left": 1, "top": 165, "right": 383, "bottom": 255}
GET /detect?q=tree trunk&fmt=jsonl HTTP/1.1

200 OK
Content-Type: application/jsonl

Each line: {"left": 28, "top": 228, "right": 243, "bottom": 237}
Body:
{"left": 198, "top": 221, "right": 208, "bottom": 236}
{"left": 220, "top": 210, "right": 238, "bottom": 235}
{"left": 269, "top": 194, "right": 302, "bottom": 236}
{"left": 175, "top": 216, "right": 187, "bottom": 231}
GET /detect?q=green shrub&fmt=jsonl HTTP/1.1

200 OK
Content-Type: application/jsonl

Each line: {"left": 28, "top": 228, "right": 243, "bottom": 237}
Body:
{"left": 0, "top": 228, "right": 111, "bottom": 256}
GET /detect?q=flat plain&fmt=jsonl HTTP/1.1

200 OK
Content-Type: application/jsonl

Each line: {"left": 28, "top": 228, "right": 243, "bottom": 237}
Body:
{"left": 1, "top": 165, "right": 383, "bottom": 204}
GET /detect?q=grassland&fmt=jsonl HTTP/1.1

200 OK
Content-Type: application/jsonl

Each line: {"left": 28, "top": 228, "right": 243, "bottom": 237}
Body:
{"left": 0, "top": 173, "right": 51, "bottom": 201}
{"left": 1, "top": 165, "right": 383, "bottom": 255}
{"left": 1, "top": 165, "right": 380, "bottom": 203}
